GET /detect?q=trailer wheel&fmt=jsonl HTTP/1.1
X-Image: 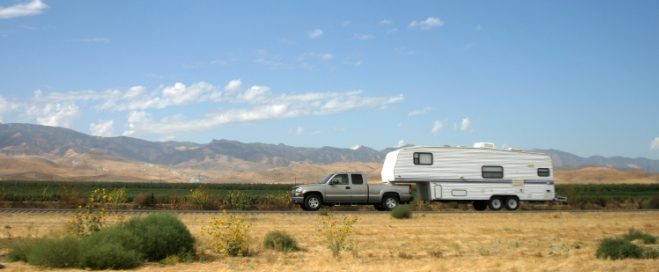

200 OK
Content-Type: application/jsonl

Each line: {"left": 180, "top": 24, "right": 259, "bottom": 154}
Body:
{"left": 382, "top": 194, "right": 399, "bottom": 211}
{"left": 488, "top": 196, "right": 503, "bottom": 211}
{"left": 303, "top": 194, "right": 322, "bottom": 211}
{"left": 472, "top": 200, "right": 488, "bottom": 211}
{"left": 504, "top": 197, "right": 519, "bottom": 211}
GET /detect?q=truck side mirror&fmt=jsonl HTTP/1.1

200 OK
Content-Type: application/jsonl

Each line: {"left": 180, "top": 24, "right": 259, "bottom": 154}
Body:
{"left": 330, "top": 179, "right": 338, "bottom": 185}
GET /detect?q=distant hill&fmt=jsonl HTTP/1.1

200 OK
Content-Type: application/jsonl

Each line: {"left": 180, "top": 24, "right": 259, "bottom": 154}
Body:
{"left": 0, "top": 123, "right": 658, "bottom": 183}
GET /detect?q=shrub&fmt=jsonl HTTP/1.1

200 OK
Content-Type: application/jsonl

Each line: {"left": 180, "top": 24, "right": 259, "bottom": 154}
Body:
{"left": 24, "top": 236, "right": 80, "bottom": 268}
{"left": 7, "top": 239, "right": 35, "bottom": 262}
{"left": 623, "top": 228, "right": 657, "bottom": 244}
{"left": 648, "top": 195, "right": 659, "bottom": 209}
{"left": 263, "top": 230, "right": 298, "bottom": 252}
{"left": 391, "top": 205, "right": 413, "bottom": 219}
{"left": 201, "top": 210, "right": 253, "bottom": 256}
{"left": 596, "top": 238, "right": 643, "bottom": 260}
{"left": 133, "top": 192, "right": 157, "bottom": 208}
{"left": 122, "top": 213, "right": 195, "bottom": 262}
{"left": 318, "top": 212, "right": 361, "bottom": 257}
{"left": 78, "top": 226, "right": 143, "bottom": 270}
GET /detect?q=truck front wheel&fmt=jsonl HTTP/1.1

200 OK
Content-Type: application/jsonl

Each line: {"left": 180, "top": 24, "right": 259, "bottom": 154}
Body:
{"left": 303, "top": 194, "right": 322, "bottom": 211}
{"left": 382, "top": 194, "right": 399, "bottom": 211}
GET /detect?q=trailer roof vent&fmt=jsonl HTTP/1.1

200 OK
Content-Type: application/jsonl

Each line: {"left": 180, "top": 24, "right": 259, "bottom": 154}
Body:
{"left": 473, "top": 142, "right": 495, "bottom": 149}
{"left": 508, "top": 148, "right": 523, "bottom": 152}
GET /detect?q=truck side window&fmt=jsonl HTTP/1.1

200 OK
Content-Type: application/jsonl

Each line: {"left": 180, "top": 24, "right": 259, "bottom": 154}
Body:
{"left": 538, "top": 168, "right": 550, "bottom": 177}
{"left": 332, "top": 174, "right": 349, "bottom": 185}
{"left": 351, "top": 174, "right": 364, "bottom": 185}
{"left": 482, "top": 166, "right": 504, "bottom": 178}
{"left": 413, "top": 152, "right": 433, "bottom": 165}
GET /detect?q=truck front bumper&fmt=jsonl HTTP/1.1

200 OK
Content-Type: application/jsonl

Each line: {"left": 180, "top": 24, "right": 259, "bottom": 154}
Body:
{"left": 290, "top": 196, "right": 304, "bottom": 204}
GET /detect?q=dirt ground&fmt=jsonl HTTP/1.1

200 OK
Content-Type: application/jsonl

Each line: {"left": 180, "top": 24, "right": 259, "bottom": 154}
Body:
{"left": 1, "top": 211, "right": 658, "bottom": 272}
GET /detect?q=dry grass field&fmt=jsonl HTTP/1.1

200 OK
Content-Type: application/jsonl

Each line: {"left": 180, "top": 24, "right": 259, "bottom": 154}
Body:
{"left": 1, "top": 211, "right": 658, "bottom": 271}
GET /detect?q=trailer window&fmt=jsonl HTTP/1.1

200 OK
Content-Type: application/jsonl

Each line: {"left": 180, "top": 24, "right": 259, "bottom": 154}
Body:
{"left": 413, "top": 153, "right": 433, "bottom": 165}
{"left": 538, "top": 168, "right": 550, "bottom": 177}
{"left": 351, "top": 174, "right": 364, "bottom": 185}
{"left": 482, "top": 166, "right": 504, "bottom": 178}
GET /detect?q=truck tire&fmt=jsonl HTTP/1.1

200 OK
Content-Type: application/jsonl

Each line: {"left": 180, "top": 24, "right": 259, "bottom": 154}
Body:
{"left": 504, "top": 196, "right": 519, "bottom": 211}
{"left": 472, "top": 200, "right": 488, "bottom": 211}
{"left": 303, "top": 194, "right": 322, "bottom": 211}
{"left": 382, "top": 194, "right": 399, "bottom": 211}
{"left": 488, "top": 196, "right": 503, "bottom": 211}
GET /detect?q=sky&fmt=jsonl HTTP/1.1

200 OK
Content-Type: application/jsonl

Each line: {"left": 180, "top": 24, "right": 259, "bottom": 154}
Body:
{"left": 0, "top": 0, "right": 658, "bottom": 160}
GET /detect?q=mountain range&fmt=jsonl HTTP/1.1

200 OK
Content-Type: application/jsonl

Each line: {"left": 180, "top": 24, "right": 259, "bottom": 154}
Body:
{"left": 0, "top": 123, "right": 657, "bottom": 183}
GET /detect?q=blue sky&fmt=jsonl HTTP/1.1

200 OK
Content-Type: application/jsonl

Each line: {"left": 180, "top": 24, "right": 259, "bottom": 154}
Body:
{"left": 1, "top": 1, "right": 658, "bottom": 159}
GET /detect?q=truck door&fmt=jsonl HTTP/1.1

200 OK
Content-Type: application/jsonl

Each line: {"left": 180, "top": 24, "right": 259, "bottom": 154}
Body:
{"left": 325, "top": 174, "right": 351, "bottom": 202}
{"left": 350, "top": 174, "right": 368, "bottom": 203}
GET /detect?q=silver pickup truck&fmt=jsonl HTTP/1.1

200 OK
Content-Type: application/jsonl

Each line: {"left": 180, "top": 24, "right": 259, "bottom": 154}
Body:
{"left": 290, "top": 172, "right": 413, "bottom": 211}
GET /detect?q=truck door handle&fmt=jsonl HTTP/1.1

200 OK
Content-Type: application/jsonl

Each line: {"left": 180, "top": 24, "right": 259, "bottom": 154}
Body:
{"left": 346, "top": 186, "right": 350, "bottom": 189}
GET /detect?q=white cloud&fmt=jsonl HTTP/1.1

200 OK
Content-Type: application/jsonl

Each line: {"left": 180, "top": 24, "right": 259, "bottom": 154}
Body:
{"left": 90, "top": 120, "right": 114, "bottom": 137}
{"left": 651, "top": 137, "right": 659, "bottom": 150}
{"left": 28, "top": 102, "right": 80, "bottom": 128}
{"left": 298, "top": 52, "right": 334, "bottom": 61}
{"left": 358, "top": 34, "right": 374, "bottom": 40}
{"left": 296, "top": 127, "right": 305, "bottom": 135}
{"left": 351, "top": 145, "right": 362, "bottom": 150}
{"left": 409, "top": 17, "right": 445, "bottom": 30}
{"left": 432, "top": 120, "right": 443, "bottom": 136}
{"left": 30, "top": 80, "right": 404, "bottom": 139}
{"left": 460, "top": 117, "right": 471, "bottom": 132}
{"left": 407, "top": 106, "right": 433, "bottom": 117}
{"left": 224, "top": 79, "right": 241, "bottom": 92}
{"left": 396, "top": 140, "right": 406, "bottom": 148}
{"left": 0, "top": 96, "right": 20, "bottom": 122}
{"left": 309, "top": 29, "right": 323, "bottom": 39}
{"left": 0, "top": 0, "right": 47, "bottom": 19}
{"left": 379, "top": 20, "right": 392, "bottom": 25}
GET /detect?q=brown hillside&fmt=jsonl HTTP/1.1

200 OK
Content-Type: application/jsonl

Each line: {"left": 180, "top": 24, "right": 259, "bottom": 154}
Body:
{"left": 2, "top": 154, "right": 658, "bottom": 184}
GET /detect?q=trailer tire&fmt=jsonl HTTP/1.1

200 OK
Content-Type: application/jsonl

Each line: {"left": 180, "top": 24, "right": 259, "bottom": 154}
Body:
{"left": 303, "top": 194, "right": 322, "bottom": 211}
{"left": 473, "top": 200, "right": 488, "bottom": 211}
{"left": 504, "top": 196, "right": 519, "bottom": 211}
{"left": 488, "top": 196, "right": 503, "bottom": 211}
{"left": 382, "top": 194, "right": 399, "bottom": 211}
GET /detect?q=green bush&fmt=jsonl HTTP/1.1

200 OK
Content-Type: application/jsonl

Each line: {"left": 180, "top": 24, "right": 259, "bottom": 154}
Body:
{"left": 596, "top": 238, "right": 643, "bottom": 260}
{"left": 122, "top": 212, "right": 195, "bottom": 261}
{"left": 391, "top": 205, "right": 413, "bottom": 219}
{"left": 6, "top": 239, "right": 35, "bottom": 263}
{"left": 648, "top": 195, "right": 659, "bottom": 209}
{"left": 263, "top": 230, "right": 298, "bottom": 252}
{"left": 622, "top": 228, "right": 657, "bottom": 244}
{"left": 24, "top": 236, "right": 80, "bottom": 268}
{"left": 78, "top": 227, "right": 143, "bottom": 270}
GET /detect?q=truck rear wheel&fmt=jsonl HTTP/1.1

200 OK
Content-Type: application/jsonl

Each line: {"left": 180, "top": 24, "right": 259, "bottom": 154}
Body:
{"left": 488, "top": 196, "right": 503, "bottom": 211}
{"left": 303, "top": 194, "right": 322, "bottom": 211}
{"left": 472, "top": 200, "right": 488, "bottom": 211}
{"left": 504, "top": 197, "right": 519, "bottom": 211}
{"left": 382, "top": 194, "right": 399, "bottom": 211}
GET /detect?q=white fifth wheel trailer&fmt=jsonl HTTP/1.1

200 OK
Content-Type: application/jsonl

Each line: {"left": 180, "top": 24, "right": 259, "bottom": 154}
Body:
{"left": 381, "top": 143, "right": 566, "bottom": 211}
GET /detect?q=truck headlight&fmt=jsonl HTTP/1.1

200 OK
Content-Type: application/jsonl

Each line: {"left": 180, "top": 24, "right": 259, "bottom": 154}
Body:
{"left": 294, "top": 188, "right": 302, "bottom": 196}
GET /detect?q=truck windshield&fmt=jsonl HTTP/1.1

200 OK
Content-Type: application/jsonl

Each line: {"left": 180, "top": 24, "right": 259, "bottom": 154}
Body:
{"left": 319, "top": 174, "right": 334, "bottom": 184}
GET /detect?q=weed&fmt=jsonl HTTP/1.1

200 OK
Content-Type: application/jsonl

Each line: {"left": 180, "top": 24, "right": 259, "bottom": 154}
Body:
{"left": 78, "top": 227, "right": 143, "bottom": 270}
{"left": 596, "top": 238, "right": 643, "bottom": 260}
{"left": 623, "top": 228, "right": 657, "bottom": 244}
{"left": 201, "top": 210, "right": 253, "bottom": 256}
{"left": 160, "top": 255, "right": 180, "bottom": 266}
{"left": 317, "top": 212, "right": 362, "bottom": 258}
{"left": 263, "top": 230, "right": 298, "bottom": 252}
{"left": 17, "top": 235, "right": 80, "bottom": 268}
{"left": 190, "top": 186, "right": 213, "bottom": 210}
{"left": 391, "top": 205, "right": 412, "bottom": 219}
{"left": 123, "top": 212, "right": 195, "bottom": 262}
